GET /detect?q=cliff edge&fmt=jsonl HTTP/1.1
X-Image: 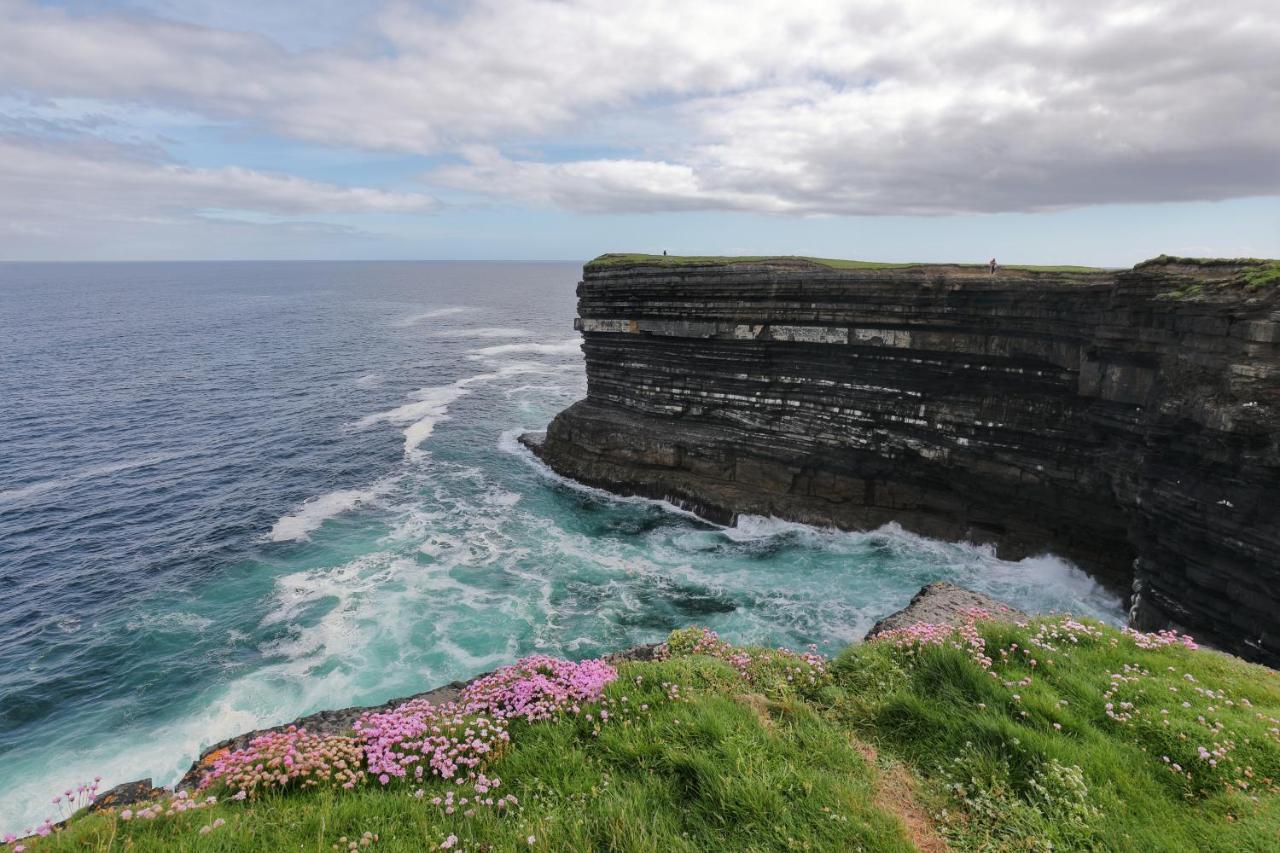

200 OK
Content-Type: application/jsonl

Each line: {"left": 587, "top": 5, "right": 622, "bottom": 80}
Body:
{"left": 523, "top": 254, "right": 1280, "bottom": 666}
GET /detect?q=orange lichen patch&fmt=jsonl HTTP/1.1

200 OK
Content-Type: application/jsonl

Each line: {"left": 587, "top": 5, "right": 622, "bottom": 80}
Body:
{"left": 853, "top": 739, "right": 950, "bottom": 853}
{"left": 199, "top": 747, "right": 231, "bottom": 768}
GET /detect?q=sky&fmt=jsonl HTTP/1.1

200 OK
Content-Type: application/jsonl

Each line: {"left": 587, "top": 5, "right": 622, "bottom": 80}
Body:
{"left": 0, "top": 0, "right": 1277, "bottom": 264}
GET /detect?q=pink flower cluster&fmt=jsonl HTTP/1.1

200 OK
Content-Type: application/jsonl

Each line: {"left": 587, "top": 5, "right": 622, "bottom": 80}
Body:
{"left": 332, "top": 831, "right": 378, "bottom": 850}
{"left": 417, "top": 772, "right": 518, "bottom": 816}
{"left": 122, "top": 790, "right": 218, "bottom": 822}
{"left": 1027, "top": 619, "right": 1105, "bottom": 653}
{"left": 197, "top": 817, "right": 227, "bottom": 835}
{"left": 460, "top": 655, "right": 619, "bottom": 722}
{"left": 6, "top": 777, "right": 102, "bottom": 845}
{"left": 354, "top": 699, "right": 509, "bottom": 785}
{"left": 873, "top": 609, "right": 995, "bottom": 673}
{"left": 656, "top": 627, "right": 829, "bottom": 686}
{"left": 1121, "top": 627, "right": 1198, "bottom": 650}
{"left": 200, "top": 725, "right": 366, "bottom": 796}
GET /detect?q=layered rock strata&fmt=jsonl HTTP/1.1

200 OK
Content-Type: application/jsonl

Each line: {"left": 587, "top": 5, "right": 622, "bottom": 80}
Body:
{"left": 523, "top": 256, "right": 1280, "bottom": 665}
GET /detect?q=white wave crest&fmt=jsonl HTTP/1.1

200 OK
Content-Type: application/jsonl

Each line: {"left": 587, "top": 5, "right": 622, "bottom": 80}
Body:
{"left": 498, "top": 427, "right": 708, "bottom": 524}
{"left": 268, "top": 479, "right": 396, "bottom": 542}
{"left": 468, "top": 338, "right": 582, "bottom": 358}
{"left": 356, "top": 364, "right": 574, "bottom": 458}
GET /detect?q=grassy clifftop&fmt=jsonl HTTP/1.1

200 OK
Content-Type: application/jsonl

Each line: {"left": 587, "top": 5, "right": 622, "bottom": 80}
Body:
{"left": 13, "top": 617, "right": 1280, "bottom": 851}
{"left": 585, "top": 253, "right": 1107, "bottom": 273}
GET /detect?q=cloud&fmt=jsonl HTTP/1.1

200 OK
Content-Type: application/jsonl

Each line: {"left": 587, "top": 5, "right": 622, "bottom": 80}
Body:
{"left": 0, "top": 133, "right": 434, "bottom": 253}
{"left": 1, "top": 0, "right": 1278, "bottom": 217}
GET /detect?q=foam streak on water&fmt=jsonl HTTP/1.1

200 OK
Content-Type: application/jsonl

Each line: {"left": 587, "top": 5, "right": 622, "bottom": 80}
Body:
{"left": 0, "top": 261, "right": 1123, "bottom": 834}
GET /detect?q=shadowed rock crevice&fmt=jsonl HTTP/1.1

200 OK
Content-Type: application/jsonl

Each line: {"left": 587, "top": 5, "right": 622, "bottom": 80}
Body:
{"left": 524, "top": 255, "right": 1280, "bottom": 666}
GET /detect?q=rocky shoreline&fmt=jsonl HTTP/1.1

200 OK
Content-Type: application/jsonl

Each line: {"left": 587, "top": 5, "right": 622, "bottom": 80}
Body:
{"left": 524, "top": 255, "right": 1280, "bottom": 666}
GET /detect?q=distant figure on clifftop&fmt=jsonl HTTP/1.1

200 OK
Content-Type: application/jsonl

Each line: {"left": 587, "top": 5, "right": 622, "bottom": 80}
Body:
{"left": 989, "top": 257, "right": 998, "bottom": 274}
{"left": 663, "top": 249, "right": 667, "bottom": 256}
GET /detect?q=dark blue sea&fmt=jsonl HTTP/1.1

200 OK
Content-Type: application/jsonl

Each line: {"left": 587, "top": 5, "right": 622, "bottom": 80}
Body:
{"left": 0, "top": 261, "right": 1122, "bottom": 832}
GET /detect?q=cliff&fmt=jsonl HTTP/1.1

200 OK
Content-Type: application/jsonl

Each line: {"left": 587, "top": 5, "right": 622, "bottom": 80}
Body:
{"left": 523, "top": 255, "right": 1280, "bottom": 666}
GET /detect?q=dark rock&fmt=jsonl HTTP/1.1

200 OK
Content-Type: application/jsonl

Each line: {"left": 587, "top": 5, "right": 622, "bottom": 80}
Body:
{"left": 529, "top": 255, "right": 1280, "bottom": 666}
{"left": 865, "top": 582, "right": 1027, "bottom": 640}
{"left": 604, "top": 643, "right": 660, "bottom": 663}
{"left": 87, "top": 778, "right": 167, "bottom": 813}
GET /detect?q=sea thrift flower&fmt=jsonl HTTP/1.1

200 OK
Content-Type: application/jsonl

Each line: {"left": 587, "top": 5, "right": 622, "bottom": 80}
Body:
{"left": 656, "top": 627, "right": 829, "bottom": 686}
{"left": 461, "top": 656, "right": 618, "bottom": 722}
{"left": 200, "top": 726, "right": 366, "bottom": 796}
{"left": 355, "top": 698, "right": 509, "bottom": 783}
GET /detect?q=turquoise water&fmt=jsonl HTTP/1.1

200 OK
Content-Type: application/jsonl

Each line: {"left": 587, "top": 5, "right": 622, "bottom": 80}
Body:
{"left": 0, "top": 261, "right": 1122, "bottom": 833}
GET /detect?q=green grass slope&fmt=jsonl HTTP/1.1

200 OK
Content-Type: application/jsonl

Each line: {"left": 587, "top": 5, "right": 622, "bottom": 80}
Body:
{"left": 15, "top": 618, "right": 1280, "bottom": 852}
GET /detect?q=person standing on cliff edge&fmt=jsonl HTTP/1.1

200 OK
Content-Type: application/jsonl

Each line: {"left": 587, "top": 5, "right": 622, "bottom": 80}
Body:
{"left": 989, "top": 257, "right": 998, "bottom": 274}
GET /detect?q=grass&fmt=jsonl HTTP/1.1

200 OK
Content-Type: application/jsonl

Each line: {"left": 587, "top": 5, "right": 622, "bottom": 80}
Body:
{"left": 585, "top": 253, "right": 917, "bottom": 270}
{"left": 1147, "top": 258, "right": 1280, "bottom": 299}
{"left": 17, "top": 620, "right": 1280, "bottom": 851}
{"left": 1243, "top": 262, "right": 1280, "bottom": 291}
{"left": 827, "top": 620, "right": 1280, "bottom": 851}
{"left": 584, "top": 253, "right": 1107, "bottom": 274}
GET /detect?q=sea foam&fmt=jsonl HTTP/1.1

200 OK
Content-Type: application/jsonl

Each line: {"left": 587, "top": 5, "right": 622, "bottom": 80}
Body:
{"left": 468, "top": 338, "right": 582, "bottom": 358}
{"left": 268, "top": 479, "right": 397, "bottom": 542}
{"left": 393, "top": 307, "right": 475, "bottom": 327}
{"left": 0, "top": 452, "right": 184, "bottom": 506}
{"left": 358, "top": 363, "right": 573, "bottom": 458}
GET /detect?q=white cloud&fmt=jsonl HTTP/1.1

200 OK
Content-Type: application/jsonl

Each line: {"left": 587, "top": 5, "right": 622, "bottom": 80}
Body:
{"left": 1, "top": 0, "right": 1278, "bottom": 216}
{"left": 0, "top": 134, "right": 434, "bottom": 251}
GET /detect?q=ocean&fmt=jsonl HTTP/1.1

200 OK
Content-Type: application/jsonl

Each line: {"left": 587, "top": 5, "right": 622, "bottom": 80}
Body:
{"left": 0, "top": 261, "right": 1123, "bottom": 833}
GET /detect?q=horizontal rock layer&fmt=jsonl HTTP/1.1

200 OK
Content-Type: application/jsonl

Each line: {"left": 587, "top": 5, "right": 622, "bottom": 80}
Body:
{"left": 525, "top": 257, "right": 1280, "bottom": 666}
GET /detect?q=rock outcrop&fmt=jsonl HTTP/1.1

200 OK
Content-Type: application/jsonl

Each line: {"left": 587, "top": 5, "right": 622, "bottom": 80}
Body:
{"left": 864, "top": 581, "right": 1027, "bottom": 640}
{"left": 523, "top": 255, "right": 1280, "bottom": 665}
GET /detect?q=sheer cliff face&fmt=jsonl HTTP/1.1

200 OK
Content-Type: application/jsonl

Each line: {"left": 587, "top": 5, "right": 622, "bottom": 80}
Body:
{"left": 523, "top": 257, "right": 1280, "bottom": 665}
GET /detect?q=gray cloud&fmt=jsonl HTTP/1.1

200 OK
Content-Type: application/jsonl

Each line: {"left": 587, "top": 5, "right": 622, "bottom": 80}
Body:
{"left": 1, "top": 0, "right": 1277, "bottom": 219}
